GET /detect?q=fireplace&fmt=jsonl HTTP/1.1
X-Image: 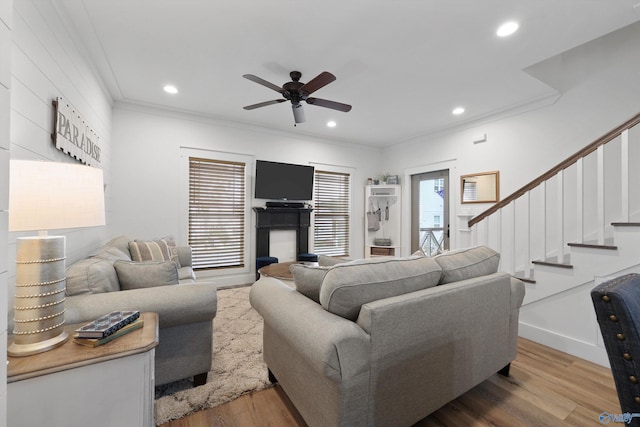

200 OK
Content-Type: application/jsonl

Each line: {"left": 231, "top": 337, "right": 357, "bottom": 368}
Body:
{"left": 253, "top": 207, "right": 312, "bottom": 260}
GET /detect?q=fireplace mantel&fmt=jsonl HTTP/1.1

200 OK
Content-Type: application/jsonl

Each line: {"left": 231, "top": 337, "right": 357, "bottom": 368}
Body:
{"left": 253, "top": 207, "right": 313, "bottom": 260}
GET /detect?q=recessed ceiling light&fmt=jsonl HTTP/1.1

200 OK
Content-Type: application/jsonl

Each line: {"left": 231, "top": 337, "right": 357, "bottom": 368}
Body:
{"left": 327, "top": 121, "right": 337, "bottom": 128}
{"left": 452, "top": 107, "right": 465, "bottom": 115}
{"left": 163, "top": 85, "right": 178, "bottom": 94}
{"left": 497, "top": 21, "right": 519, "bottom": 37}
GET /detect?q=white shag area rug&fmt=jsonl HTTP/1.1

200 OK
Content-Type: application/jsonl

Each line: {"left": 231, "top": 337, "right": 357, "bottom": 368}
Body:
{"left": 154, "top": 285, "right": 271, "bottom": 425}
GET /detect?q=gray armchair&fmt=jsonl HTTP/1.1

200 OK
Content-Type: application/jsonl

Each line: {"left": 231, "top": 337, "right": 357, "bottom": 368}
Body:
{"left": 591, "top": 273, "right": 640, "bottom": 426}
{"left": 62, "top": 236, "right": 217, "bottom": 387}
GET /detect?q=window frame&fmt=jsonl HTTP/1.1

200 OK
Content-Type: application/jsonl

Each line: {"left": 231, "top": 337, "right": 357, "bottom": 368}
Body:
{"left": 180, "top": 148, "right": 252, "bottom": 278}
{"left": 311, "top": 164, "right": 353, "bottom": 257}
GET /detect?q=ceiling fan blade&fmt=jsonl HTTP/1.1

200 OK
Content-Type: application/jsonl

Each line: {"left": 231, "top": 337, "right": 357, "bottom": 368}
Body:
{"left": 243, "top": 74, "right": 285, "bottom": 94}
{"left": 306, "top": 97, "right": 352, "bottom": 112}
{"left": 299, "top": 71, "right": 336, "bottom": 95}
{"left": 243, "top": 99, "right": 286, "bottom": 110}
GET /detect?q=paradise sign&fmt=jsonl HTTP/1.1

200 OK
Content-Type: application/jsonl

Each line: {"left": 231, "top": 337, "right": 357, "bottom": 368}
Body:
{"left": 52, "top": 97, "right": 102, "bottom": 166}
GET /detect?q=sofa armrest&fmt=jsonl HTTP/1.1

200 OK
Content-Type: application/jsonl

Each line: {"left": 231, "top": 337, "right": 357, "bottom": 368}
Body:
{"left": 250, "top": 277, "right": 371, "bottom": 382}
{"left": 176, "top": 246, "right": 193, "bottom": 268}
{"left": 64, "top": 283, "right": 217, "bottom": 329}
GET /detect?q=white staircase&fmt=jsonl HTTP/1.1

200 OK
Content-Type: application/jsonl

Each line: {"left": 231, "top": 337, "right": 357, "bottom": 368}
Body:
{"left": 468, "top": 113, "right": 640, "bottom": 366}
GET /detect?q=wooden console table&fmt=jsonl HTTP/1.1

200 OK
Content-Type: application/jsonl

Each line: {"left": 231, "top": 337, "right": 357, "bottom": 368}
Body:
{"left": 7, "top": 312, "right": 159, "bottom": 427}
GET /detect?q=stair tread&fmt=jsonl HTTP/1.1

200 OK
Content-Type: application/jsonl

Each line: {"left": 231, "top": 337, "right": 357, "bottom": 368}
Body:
{"left": 567, "top": 242, "right": 618, "bottom": 250}
{"left": 513, "top": 275, "right": 536, "bottom": 284}
{"left": 532, "top": 259, "right": 574, "bottom": 269}
{"left": 612, "top": 222, "right": 640, "bottom": 226}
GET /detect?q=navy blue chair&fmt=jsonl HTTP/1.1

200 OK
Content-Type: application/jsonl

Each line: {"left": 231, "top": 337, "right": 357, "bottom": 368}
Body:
{"left": 591, "top": 273, "right": 640, "bottom": 426}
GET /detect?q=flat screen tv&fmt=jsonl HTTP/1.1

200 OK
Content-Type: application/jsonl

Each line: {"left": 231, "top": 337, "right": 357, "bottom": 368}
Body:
{"left": 255, "top": 160, "right": 315, "bottom": 201}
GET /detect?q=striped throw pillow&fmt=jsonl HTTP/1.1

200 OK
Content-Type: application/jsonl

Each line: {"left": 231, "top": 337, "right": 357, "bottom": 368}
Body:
{"left": 129, "top": 240, "right": 171, "bottom": 262}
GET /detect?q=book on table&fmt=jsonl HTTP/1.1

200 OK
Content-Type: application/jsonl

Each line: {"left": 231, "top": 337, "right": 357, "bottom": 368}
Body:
{"left": 73, "top": 319, "right": 144, "bottom": 348}
{"left": 75, "top": 310, "right": 140, "bottom": 339}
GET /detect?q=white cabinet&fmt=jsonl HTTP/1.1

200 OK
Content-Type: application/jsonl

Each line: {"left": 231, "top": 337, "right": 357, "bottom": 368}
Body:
{"left": 8, "top": 351, "right": 155, "bottom": 427}
{"left": 364, "top": 185, "right": 401, "bottom": 257}
{"left": 7, "top": 312, "right": 158, "bottom": 427}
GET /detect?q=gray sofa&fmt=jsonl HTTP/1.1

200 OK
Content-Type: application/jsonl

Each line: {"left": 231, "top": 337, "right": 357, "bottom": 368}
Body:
{"left": 250, "top": 246, "right": 525, "bottom": 427}
{"left": 62, "top": 235, "right": 217, "bottom": 387}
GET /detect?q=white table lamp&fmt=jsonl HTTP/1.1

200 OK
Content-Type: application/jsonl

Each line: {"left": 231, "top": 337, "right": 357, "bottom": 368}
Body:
{"left": 8, "top": 160, "right": 105, "bottom": 356}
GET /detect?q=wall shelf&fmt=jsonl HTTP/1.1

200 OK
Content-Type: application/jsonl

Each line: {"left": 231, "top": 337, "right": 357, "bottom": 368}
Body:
{"left": 365, "top": 185, "right": 401, "bottom": 258}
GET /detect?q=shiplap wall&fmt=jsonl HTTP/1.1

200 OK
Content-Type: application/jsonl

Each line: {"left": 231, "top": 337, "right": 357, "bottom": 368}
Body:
{"left": 8, "top": 1, "right": 112, "bottom": 297}
{"left": 0, "top": 0, "right": 11, "bottom": 424}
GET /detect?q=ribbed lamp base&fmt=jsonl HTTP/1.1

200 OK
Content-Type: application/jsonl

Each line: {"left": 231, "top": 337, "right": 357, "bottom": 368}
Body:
{"left": 8, "top": 235, "right": 69, "bottom": 357}
{"left": 8, "top": 331, "right": 69, "bottom": 357}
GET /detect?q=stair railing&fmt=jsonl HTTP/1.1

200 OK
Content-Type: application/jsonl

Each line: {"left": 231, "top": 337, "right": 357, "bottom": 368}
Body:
{"left": 468, "top": 112, "right": 640, "bottom": 279}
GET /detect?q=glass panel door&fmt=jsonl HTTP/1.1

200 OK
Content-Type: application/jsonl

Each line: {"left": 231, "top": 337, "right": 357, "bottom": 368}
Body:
{"left": 411, "top": 169, "right": 449, "bottom": 255}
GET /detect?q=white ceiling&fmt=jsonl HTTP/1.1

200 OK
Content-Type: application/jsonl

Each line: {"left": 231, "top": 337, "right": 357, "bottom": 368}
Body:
{"left": 57, "top": 0, "right": 640, "bottom": 147}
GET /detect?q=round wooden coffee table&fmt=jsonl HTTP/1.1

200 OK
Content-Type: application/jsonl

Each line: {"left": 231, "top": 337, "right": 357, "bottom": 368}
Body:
{"left": 258, "top": 261, "right": 318, "bottom": 281}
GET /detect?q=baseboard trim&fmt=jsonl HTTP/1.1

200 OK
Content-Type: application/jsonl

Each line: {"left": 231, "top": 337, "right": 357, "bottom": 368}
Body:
{"left": 519, "top": 322, "right": 610, "bottom": 368}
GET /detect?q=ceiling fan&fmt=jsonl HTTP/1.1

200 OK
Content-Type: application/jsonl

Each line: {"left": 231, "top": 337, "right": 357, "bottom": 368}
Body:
{"left": 243, "top": 71, "right": 352, "bottom": 124}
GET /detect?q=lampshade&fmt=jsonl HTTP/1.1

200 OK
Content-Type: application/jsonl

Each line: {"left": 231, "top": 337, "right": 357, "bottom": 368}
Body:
{"left": 8, "top": 160, "right": 105, "bottom": 356}
{"left": 9, "top": 160, "right": 106, "bottom": 232}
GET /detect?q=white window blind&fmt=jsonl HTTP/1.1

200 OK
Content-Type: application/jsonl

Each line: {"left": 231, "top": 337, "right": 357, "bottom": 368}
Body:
{"left": 314, "top": 170, "right": 350, "bottom": 256}
{"left": 188, "top": 157, "right": 246, "bottom": 270}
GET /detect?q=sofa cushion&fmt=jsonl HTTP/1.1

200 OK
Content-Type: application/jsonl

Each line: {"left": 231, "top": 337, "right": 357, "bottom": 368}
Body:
{"left": 114, "top": 260, "right": 179, "bottom": 290}
{"left": 319, "top": 256, "right": 442, "bottom": 321}
{"left": 178, "top": 266, "right": 196, "bottom": 282}
{"left": 434, "top": 246, "right": 500, "bottom": 284}
{"left": 129, "top": 240, "right": 172, "bottom": 262}
{"left": 102, "top": 235, "right": 133, "bottom": 259}
{"left": 412, "top": 248, "right": 426, "bottom": 257}
{"left": 318, "top": 255, "right": 346, "bottom": 267}
{"left": 93, "top": 246, "right": 131, "bottom": 262}
{"left": 290, "top": 264, "right": 332, "bottom": 303}
{"left": 66, "top": 257, "right": 121, "bottom": 295}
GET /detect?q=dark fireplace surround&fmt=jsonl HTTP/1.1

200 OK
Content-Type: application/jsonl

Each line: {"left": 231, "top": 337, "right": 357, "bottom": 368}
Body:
{"left": 253, "top": 207, "right": 313, "bottom": 260}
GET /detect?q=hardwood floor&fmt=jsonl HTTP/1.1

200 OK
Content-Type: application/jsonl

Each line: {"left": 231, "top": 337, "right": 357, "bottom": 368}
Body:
{"left": 160, "top": 338, "right": 619, "bottom": 427}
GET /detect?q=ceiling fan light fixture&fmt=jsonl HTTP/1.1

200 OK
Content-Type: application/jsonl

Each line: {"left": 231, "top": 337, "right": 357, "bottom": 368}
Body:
{"left": 292, "top": 103, "right": 306, "bottom": 123}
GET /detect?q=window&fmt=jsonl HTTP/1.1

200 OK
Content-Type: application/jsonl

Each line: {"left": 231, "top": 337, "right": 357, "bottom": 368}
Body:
{"left": 188, "top": 157, "right": 246, "bottom": 270}
{"left": 314, "top": 170, "right": 350, "bottom": 256}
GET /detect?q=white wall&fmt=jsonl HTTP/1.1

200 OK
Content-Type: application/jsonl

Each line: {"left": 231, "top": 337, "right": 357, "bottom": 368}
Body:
{"left": 384, "top": 21, "right": 640, "bottom": 252}
{"left": 382, "top": 22, "right": 640, "bottom": 366}
{"left": 0, "top": 0, "right": 11, "bottom": 424}
{"left": 110, "top": 103, "right": 380, "bottom": 285}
